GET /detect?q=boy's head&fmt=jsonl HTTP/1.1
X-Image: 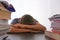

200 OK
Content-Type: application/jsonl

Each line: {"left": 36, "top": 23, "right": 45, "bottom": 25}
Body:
{"left": 19, "top": 14, "right": 36, "bottom": 25}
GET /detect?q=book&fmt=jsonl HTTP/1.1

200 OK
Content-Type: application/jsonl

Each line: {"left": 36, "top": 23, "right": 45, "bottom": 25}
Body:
{"left": 45, "top": 31, "right": 60, "bottom": 40}
{"left": 0, "top": 3, "right": 11, "bottom": 20}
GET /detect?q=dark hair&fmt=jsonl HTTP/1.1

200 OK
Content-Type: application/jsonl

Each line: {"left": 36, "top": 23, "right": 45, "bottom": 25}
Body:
{"left": 19, "top": 14, "right": 36, "bottom": 25}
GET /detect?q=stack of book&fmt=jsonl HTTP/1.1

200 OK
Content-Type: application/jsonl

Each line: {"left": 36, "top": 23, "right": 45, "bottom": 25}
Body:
{"left": 45, "top": 31, "right": 60, "bottom": 40}
{"left": 45, "top": 14, "right": 60, "bottom": 40}
{"left": 0, "top": 1, "right": 15, "bottom": 40}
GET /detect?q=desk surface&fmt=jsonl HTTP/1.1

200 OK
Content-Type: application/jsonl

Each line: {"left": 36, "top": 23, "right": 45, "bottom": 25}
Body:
{"left": 6, "top": 33, "right": 52, "bottom": 40}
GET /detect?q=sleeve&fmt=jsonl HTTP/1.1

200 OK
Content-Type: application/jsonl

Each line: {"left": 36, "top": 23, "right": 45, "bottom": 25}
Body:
{"left": 11, "top": 18, "right": 19, "bottom": 24}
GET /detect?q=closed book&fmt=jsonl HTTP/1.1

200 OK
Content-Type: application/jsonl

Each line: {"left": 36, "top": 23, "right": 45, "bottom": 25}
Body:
{"left": 51, "top": 22, "right": 60, "bottom": 29}
{"left": 0, "top": 1, "right": 15, "bottom": 12}
{"left": 45, "top": 31, "right": 60, "bottom": 40}
{"left": 0, "top": 10, "right": 11, "bottom": 20}
{"left": 0, "top": 20, "right": 9, "bottom": 32}
{"left": 52, "top": 29, "right": 60, "bottom": 32}
{"left": 0, "top": 20, "right": 8, "bottom": 24}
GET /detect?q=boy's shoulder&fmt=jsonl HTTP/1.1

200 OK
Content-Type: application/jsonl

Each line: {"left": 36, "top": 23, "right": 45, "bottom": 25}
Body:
{"left": 11, "top": 18, "right": 20, "bottom": 24}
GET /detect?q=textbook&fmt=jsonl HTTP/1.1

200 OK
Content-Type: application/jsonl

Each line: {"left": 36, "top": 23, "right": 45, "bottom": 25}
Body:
{"left": 45, "top": 31, "right": 60, "bottom": 40}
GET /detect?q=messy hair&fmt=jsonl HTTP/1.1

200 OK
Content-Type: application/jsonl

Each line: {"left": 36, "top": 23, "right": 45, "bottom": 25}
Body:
{"left": 19, "top": 14, "right": 36, "bottom": 25}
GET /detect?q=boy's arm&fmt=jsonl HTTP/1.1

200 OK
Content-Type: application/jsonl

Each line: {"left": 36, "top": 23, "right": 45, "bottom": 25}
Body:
{"left": 12, "top": 22, "right": 46, "bottom": 31}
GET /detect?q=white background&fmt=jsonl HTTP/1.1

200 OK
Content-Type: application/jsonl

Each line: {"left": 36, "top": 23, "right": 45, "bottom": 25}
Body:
{"left": 4, "top": 0, "right": 60, "bottom": 30}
